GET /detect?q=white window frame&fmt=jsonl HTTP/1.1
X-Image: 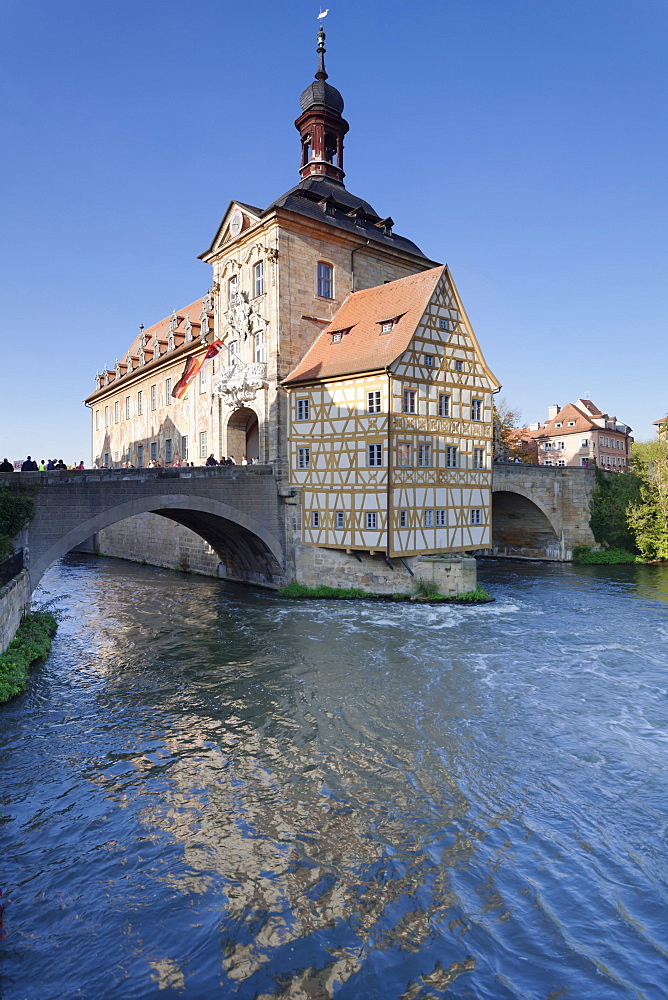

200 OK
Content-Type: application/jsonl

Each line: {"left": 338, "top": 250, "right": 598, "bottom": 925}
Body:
{"left": 471, "top": 399, "right": 482, "bottom": 421}
{"left": 417, "top": 443, "right": 431, "bottom": 467}
{"left": 366, "top": 512, "right": 377, "bottom": 530}
{"left": 438, "top": 393, "right": 450, "bottom": 417}
{"left": 424, "top": 354, "right": 434, "bottom": 368}
{"left": 399, "top": 510, "right": 407, "bottom": 527}
{"left": 311, "top": 511, "right": 319, "bottom": 528}
{"left": 403, "top": 389, "right": 416, "bottom": 414}
{"left": 296, "top": 398, "right": 309, "bottom": 420}
{"left": 150, "top": 384, "right": 157, "bottom": 411}
{"left": 125, "top": 396, "right": 131, "bottom": 419}
{"left": 446, "top": 446, "right": 458, "bottom": 468}
{"left": 254, "top": 329, "right": 266, "bottom": 363}
{"left": 199, "top": 431, "right": 207, "bottom": 459}
{"left": 397, "top": 442, "right": 411, "bottom": 467}
{"left": 368, "top": 443, "right": 383, "bottom": 467}
{"left": 436, "top": 509, "right": 446, "bottom": 526}
{"left": 137, "top": 390, "right": 143, "bottom": 416}
{"left": 317, "top": 261, "right": 333, "bottom": 298}
{"left": 335, "top": 511, "right": 344, "bottom": 529}
{"left": 297, "top": 447, "right": 310, "bottom": 469}
{"left": 253, "top": 260, "right": 264, "bottom": 297}
{"left": 470, "top": 509, "right": 482, "bottom": 525}
{"left": 473, "top": 448, "right": 485, "bottom": 469}
{"left": 424, "top": 510, "right": 434, "bottom": 527}
{"left": 455, "top": 360, "right": 463, "bottom": 372}
{"left": 367, "top": 390, "right": 381, "bottom": 414}
{"left": 114, "top": 400, "right": 119, "bottom": 424}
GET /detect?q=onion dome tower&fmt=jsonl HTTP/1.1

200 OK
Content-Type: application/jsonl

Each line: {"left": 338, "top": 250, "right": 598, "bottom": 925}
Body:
{"left": 295, "top": 26, "right": 349, "bottom": 184}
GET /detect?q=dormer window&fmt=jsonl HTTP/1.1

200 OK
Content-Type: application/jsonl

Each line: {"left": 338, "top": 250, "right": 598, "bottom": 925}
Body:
{"left": 375, "top": 216, "right": 394, "bottom": 236}
{"left": 379, "top": 319, "right": 396, "bottom": 335}
{"left": 568, "top": 420, "right": 576, "bottom": 426}
{"left": 330, "top": 328, "right": 349, "bottom": 344}
{"left": 555, "top": 422, "right": 562, "bottom": 427}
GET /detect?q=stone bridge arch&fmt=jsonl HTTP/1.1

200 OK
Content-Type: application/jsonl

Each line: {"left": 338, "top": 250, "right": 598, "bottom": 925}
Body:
{"left": 491, "top": 465, "right": 597, "bottom": 560}
{"left": 21, "top": 468, "right": 287, "bottom": 594}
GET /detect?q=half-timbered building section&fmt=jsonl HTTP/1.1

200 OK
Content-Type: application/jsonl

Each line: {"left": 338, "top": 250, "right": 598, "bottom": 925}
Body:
{"left": 284, "top": 266, "right": 501, "bottom": 555}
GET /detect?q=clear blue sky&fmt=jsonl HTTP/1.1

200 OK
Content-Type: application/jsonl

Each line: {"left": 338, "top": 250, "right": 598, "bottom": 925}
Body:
{"left": 2, "top": 0, "right": 666, "bottom": 462}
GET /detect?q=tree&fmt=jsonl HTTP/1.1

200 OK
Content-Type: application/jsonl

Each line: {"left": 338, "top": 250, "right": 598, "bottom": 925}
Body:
{"left": 626, "top": 440, "right": 668, "bottom": 560}
{"left": 588, "top": 468, "right": 641, "bottom": 552}
{"left": 492, "top": 398, "right": 536, "bottom": 462}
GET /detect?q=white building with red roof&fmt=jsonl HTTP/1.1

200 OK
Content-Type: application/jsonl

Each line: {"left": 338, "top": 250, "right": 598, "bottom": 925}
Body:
{"left": 530, "top": 400, "right": 632, "bottom": 470}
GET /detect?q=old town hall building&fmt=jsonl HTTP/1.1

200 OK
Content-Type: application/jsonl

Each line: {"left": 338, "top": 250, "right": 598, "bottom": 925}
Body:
{"left": 85, "top": 27, "right": 500, "bottom": 580}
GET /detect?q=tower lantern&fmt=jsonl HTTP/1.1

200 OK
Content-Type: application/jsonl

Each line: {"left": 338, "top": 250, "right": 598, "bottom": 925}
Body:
{"left": 295, "top": 26, "right": 349, "bottom": 183}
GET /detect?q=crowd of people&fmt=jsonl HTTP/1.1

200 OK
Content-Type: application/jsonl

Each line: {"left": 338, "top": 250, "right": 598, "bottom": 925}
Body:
{"left": 0, "top": 457, "right": 86, "bottom": 472}
{"left": 0, "top": 454, "right": 263, "bottom": 472}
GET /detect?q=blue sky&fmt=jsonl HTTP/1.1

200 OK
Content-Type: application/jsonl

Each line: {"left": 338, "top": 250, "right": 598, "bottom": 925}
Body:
{"left": 1, "top": 0, "right": 666, "bottom": 462}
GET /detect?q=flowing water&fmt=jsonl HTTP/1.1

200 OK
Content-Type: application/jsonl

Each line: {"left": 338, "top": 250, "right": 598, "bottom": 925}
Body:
{"left": 1, "top": 554, "right": 668, "bottom": 1000}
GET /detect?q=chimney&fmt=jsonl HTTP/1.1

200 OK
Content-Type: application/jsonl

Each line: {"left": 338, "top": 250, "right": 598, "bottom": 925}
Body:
{"left": 529, "top": 421, "right": 540, "bottom": 432}
{"left": 547, "top": 405, "right": 560, "bottom": 420}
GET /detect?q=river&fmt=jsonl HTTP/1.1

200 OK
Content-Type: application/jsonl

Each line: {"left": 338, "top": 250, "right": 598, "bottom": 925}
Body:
{"left": 1, "top": 554, "right": 667, "bottom": 999}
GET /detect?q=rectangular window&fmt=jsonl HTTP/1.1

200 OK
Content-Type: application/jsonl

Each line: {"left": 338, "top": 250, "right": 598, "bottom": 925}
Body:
{"left": 397, "top": 442, "right": 411, "bottom": 466}
{"left": 446, "top": 446, "right": 458, "bottom": 468}
{"left": 556, "top": 441, "right": 565, "bottom": 450}
{"left": 470, "top": 509, "right": 482, "bottom": 525}
{"left": 311, "top": 511, "right": 319, "bottom": 528}
{"left": 165, "top": 379, "right": 171, "bottom": 405}
{"left": 150, "top": 442, "right": 157, "bottom": 463}
{"left": 114, "top": 400, "right": 119, "bottom": 423}
{"left": 471, "top": 399, "right": 482, "bottom": 421}
{"left": 403, "top": 389, "right": 416, "bottom": 414}
{"left": 380, "top": 321, "right": 393, "bottom": 335}
{"left": 557, "top": 459, "right": 565, "bottom": 467}
{"left": 182, "top": 436, "right": 188, "bottom": 462}
{"left": 581, "top": 438, "right": 589, "bottom": 447}
{"left": 150, "top": 384, "right": 157, "bottom": 410}
{"left": 368, "top": 444, "right": 382, "bottom": 467}
{"left": 199, "top": 431, "right": 207, "bottom": 459}
{"left": 254, "top": 260, "right": 264, "bottom": 297}
{"left": 125, "top": 396, "right": 131, "bottom": 419}
{"left": 229, "top": 341, "right": 239, "bottom": 364}
{"left": 455, "top": 360, "right": 463, "bottom": 372}
{"left": 436, "top": 509, "right": 446, "bottom": 526}
{"left": 317, "top": 261, "right": 333, "bottom": 298}
{"left": 199, "top": 368, "right": 207, "bottom": 393}
{"left": 367, "top": 390, "right": 381, "bottom": 414}
{"left": 544, "top": 460, "right": 553, "bottom": 466}
{"left": 424, "top": 354, "right": 434, "bottom": 367}
{"left": 366, "top": 512, "right": 377, "bottom": 530}
{"left": 165, "top": 439, "right": 172, "bottom": 464}
{"left": 399, "top": 510, "right": 407, "bottom": 527}
{"left": 298, "top": 447, "right": 310, "bottom": 469}
{"left": 137, "top": 444, "right": 144, "bottom": 468}
{"left": 95, "top": 410, "right": 100, "bottom": 431}
{"left": 544, "top": 442, "right": 553, "bottom": 450}
{"left": 438, "top": 393, "right": 450, "bottom": 417}
{"left": 137, "top": 390, "right": 143, "bottom": 415}
{"left": 439, "top": 318, "right": 448, "bottom": 330}
{"left": 104, "top": 452, "right": 110, "bottom": 468}
{"left": 255, "top": 329, "right": 265, "bottom": 363}
{"left": 104, "top": 405, "right": 109, "bottom": 427}
{"left": 473, "top": 448, "right": 485, "bottom": 469}
{"left": 296, "top": 398, "right": 309, "bottom": 420}
{"left": 228, "top": 274, "right": 238, "bottom": 301}
{"left": 418, "top": 443, "right": 431, "bottom": 467}
{"left": 336, "top": 511, "right": 344, "bottom": 529}
{"left": 424, "top": 510, "right": 434, "bottom": 527}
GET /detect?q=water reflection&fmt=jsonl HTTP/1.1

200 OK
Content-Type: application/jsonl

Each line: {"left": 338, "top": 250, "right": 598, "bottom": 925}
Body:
{"left": 1, "top": 554, "right": 667, "bottom": 999}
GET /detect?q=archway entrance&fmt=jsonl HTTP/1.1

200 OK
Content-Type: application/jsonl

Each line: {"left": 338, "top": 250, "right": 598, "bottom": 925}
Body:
{"left": 492, "top": 491, "right": 562, "bottom": 559}
{"left": 226, "top": 408, "right": 259, "bottom": 464}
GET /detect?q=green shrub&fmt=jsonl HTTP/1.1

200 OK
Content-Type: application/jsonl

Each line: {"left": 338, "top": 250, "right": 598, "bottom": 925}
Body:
{"left": 279, "top": 582, "right": 371, "bottom": 600}
{"left": 572, "top": 545, "right": 639, "bottom": 564}
{"left": 589, "top": 469, "right": 641, "bottom": 553}
{"left": 0, "top": 611, "right": 57, "bottom": 703}
{"left": 0, "top": 489, "right": 35, "bottom": 558}
{"left": 412, "top": 578, "right": 441, "bottom": 599}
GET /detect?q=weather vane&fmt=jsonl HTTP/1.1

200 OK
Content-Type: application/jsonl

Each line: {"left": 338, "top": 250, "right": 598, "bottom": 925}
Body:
{"left": 317, "top": 8, "right": 329, "bottom": 21}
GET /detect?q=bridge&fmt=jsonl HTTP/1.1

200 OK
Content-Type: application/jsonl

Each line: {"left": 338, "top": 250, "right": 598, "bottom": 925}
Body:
{"left": 9, "top": 465, "right": 290, "bottom": 595}
{"left": 2, "top": 463, "right": 598, "bottom": 598}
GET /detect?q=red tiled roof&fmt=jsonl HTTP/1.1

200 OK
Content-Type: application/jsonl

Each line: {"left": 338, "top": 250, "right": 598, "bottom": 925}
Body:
{"left": 283, "top": 266, "right": 446, "bottom": 384}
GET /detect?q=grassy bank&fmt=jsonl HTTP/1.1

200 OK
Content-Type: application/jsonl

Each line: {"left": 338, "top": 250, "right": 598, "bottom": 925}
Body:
{"left": 279, "top": 582, "right": 493, "bottom": 604}
{"left": 572, "top": 546, "right": 642, "bottom": 565}
{"left": 0, "top": 612, "right": 58, "bottom": 703}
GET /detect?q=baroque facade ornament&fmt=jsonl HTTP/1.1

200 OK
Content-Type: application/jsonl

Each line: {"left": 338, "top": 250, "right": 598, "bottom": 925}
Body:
{"left": 226, "top": 290, "right": 254, "bottom": 340}
{"left": 213, "top": 361, "right": 267, "bottom": 410}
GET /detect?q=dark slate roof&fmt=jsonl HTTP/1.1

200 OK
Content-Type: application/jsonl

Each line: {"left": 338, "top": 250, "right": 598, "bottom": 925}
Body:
{"left": 299, "top": 78, "right": 344, "bottom": 114}
{"left": 264, "top": 176, "right": 433, "bottom": 260}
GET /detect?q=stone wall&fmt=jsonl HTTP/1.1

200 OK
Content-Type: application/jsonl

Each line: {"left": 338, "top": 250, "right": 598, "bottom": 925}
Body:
{"left": 293, "top": 542, "right": 477, "bottom": 596}
{"left": 92, "top": 514, "right": 221, "bottom": 576}
{"left": 0, "top": 570, "right": 31, "bottom": 654}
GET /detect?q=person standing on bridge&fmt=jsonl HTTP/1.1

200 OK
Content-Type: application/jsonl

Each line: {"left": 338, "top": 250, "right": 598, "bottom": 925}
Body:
{"left": 21, "top": 456, "right": 38, "bottom": 471}
{"left": 0, "top": 458, "right": 13, "bottom": 472}
{"left": 205, "top": 454, "right": 218, "bottom": 466}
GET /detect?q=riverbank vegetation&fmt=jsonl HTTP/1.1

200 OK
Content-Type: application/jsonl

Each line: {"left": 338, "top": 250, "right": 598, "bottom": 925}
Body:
{"left": 279, "top": 581, "right": 493, "bottom": 604}
{"left": 0, "top": 611, "right": 58, "bottom": 703}
{"left": 0, "top": 488, "right": 35, "bottom": 558}
{"left": 586, "top": 438, "right": 668, "bottom": 563}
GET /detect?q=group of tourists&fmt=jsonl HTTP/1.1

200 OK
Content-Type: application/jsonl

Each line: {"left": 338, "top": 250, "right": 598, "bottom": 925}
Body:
{"left": 205, "top": 454, "right": 259, "bottom": 466}
{"left": 0, "top": 457, "right": 86, "bottom": 473}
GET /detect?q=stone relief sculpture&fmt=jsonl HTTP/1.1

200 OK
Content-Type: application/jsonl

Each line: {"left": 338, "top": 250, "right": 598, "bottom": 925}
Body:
{"left": 226, "top": 290, "right": 253, "bottom": 340}
{"left": 213, "top": 361, "right": 267, "bottom": 411}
